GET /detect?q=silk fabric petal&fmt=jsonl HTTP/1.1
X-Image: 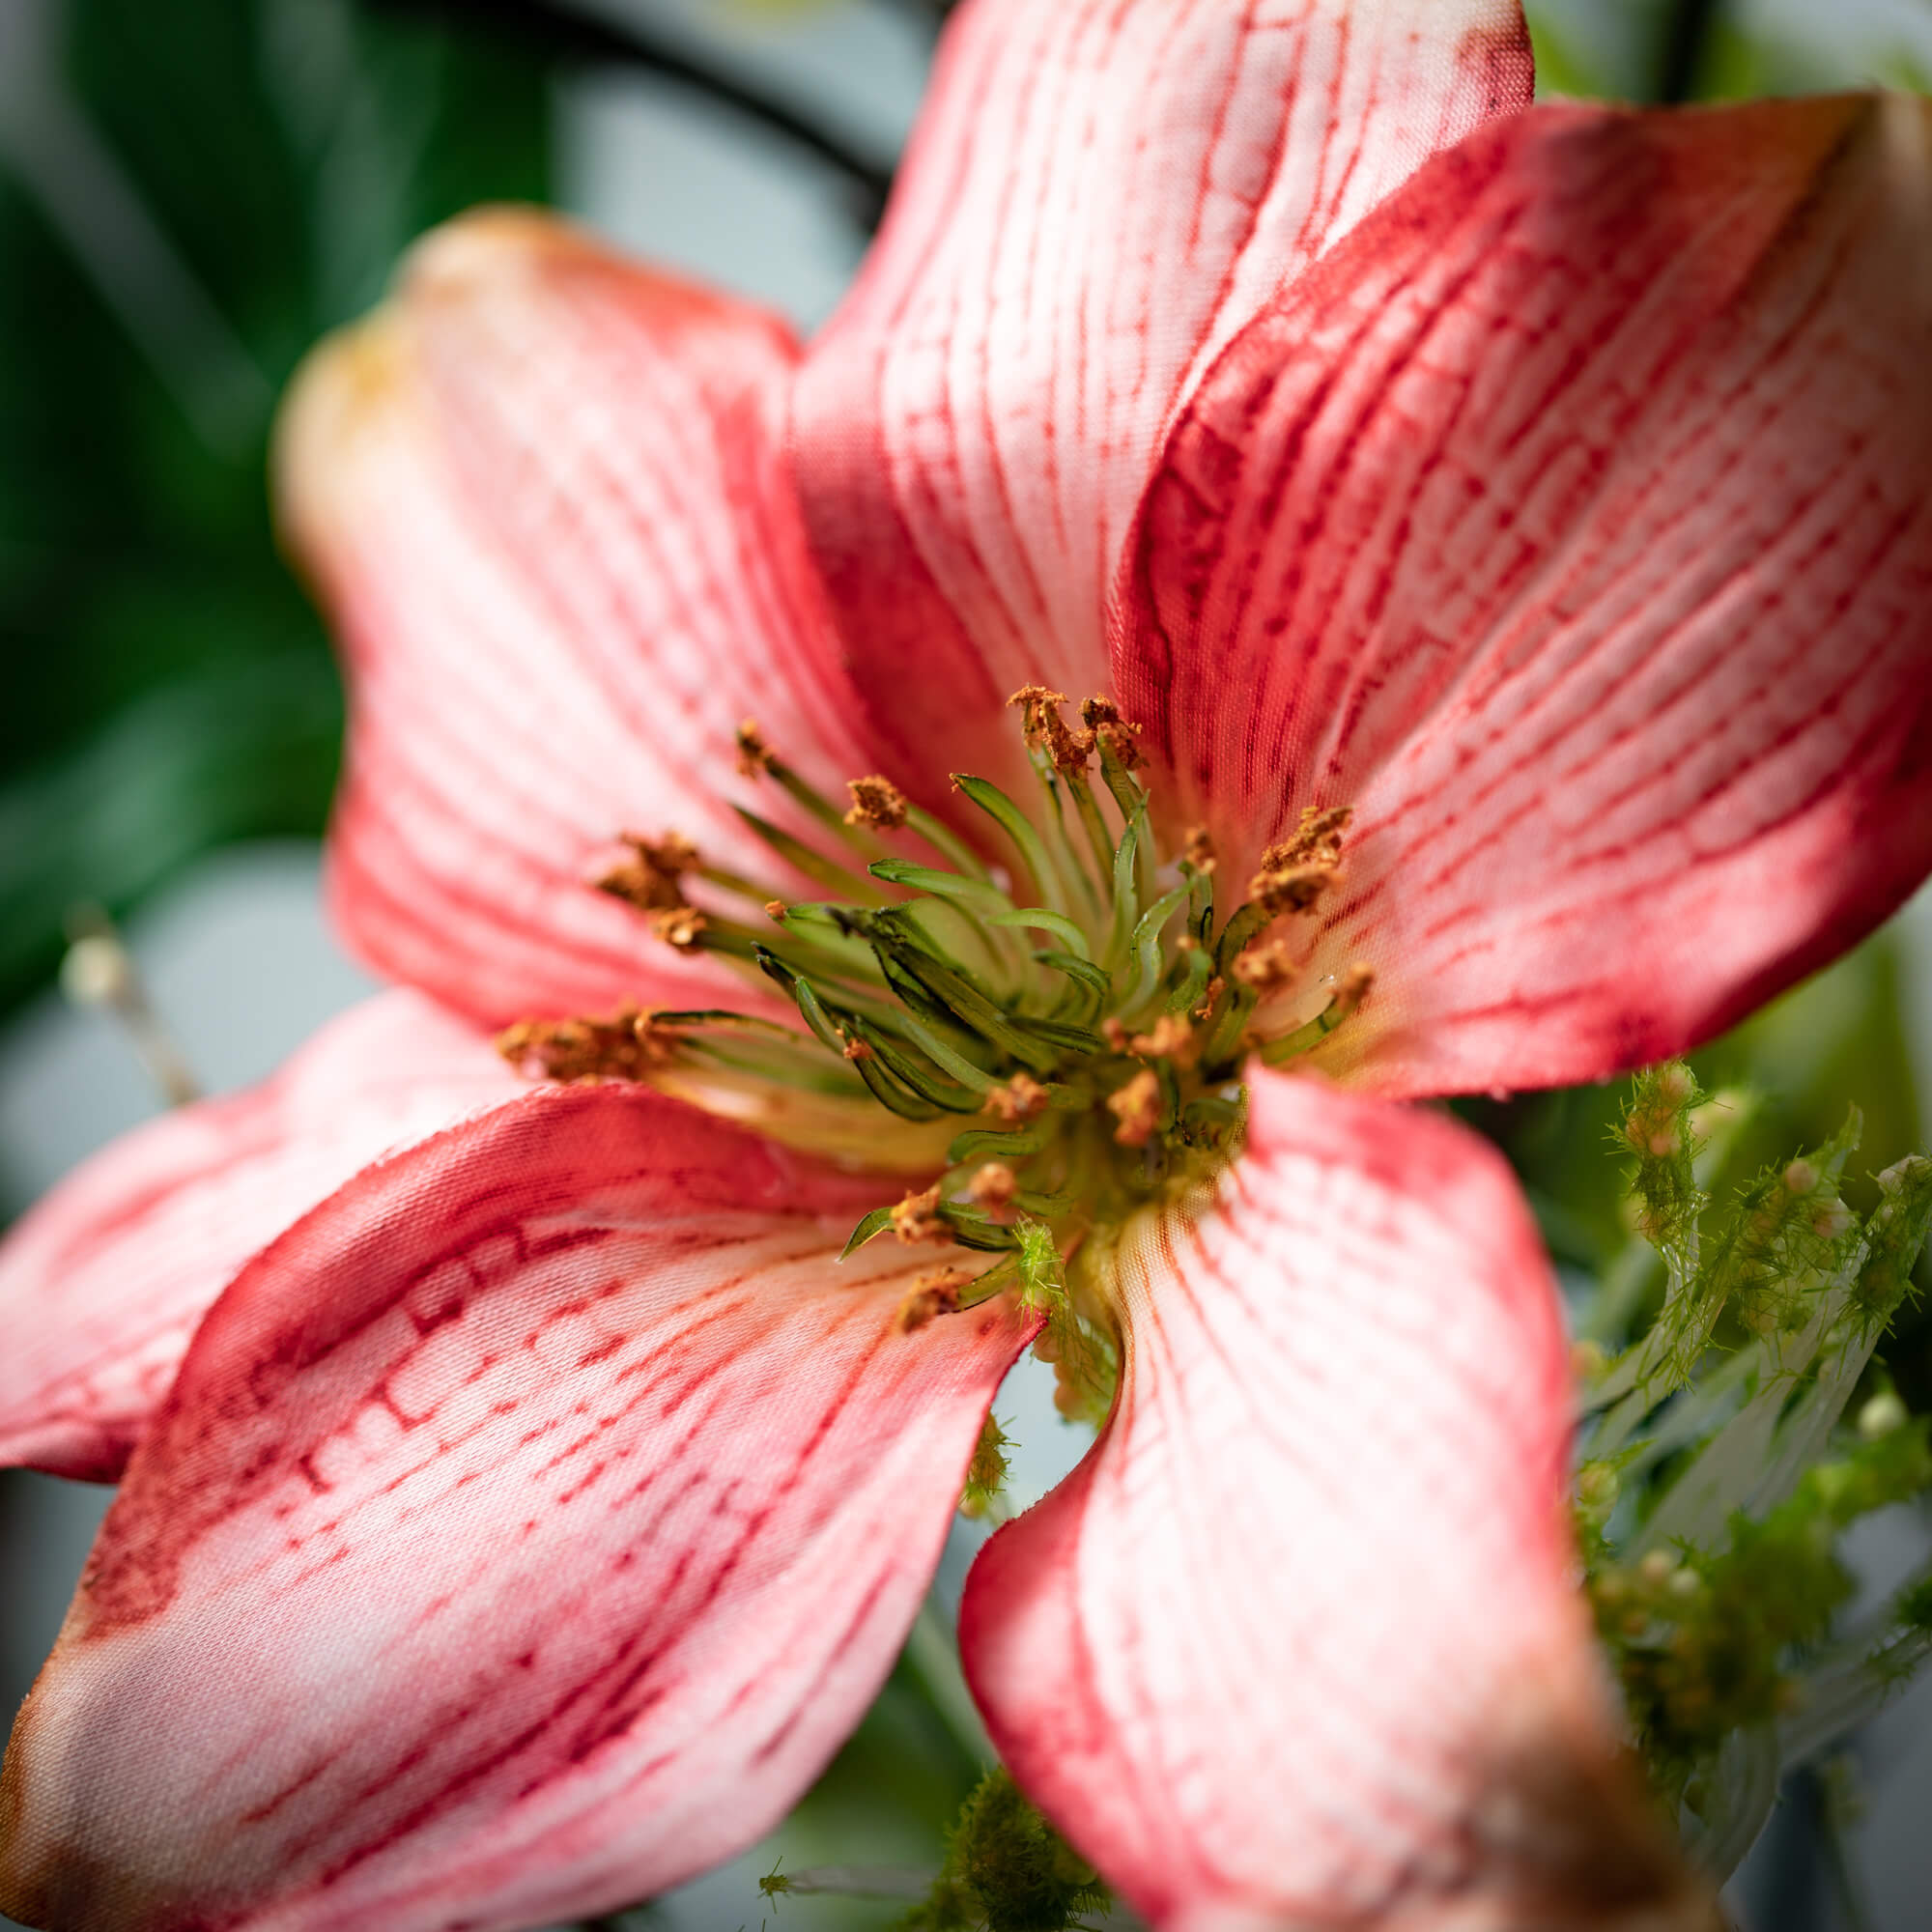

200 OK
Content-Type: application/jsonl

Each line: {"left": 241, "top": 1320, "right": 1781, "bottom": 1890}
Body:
{"left": 961, "top": 1072, "right": 1705, "bottom": 1930}
{"left": 0, "top": 991, "right": 517, "bottom": 1482}
{"left": 277, "top": 210, "right": 871, "bottom": 1028}
{"left": 0, "top": 1085, "right": 1032, "bottom": 1932}
{"left": 1122, "top": 95, "right": 1932, "bottom": 1095}
{"left": 791, "top": 0, "right": 1533, "bottom": 790}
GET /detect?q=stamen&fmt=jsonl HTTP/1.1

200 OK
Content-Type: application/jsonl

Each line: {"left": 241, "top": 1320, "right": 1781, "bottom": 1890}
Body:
{"left": 896, "top": 1265, "right": 974, "bottom": 1332}
{"left": 1081, "top": 696, "right": 1145, "bottom": 773}
{"left": 1106, "top": 1068, "right": 1162, "bottom": 1149}
{"left": 1248, "top": 858, "right": 1340, "bottom": 919}
{"left": 497, "top": 1007, "right": 675, "bottom": 1082}
{"left": 986, "top": 1073, "right": 1050, "bottom": 1124}
{"left": 597, "top": 831, "right": 696, "bottom": 913}
{"left": 654, "top": 907, "right": 708, "bottom": 949}
{"left": 891, "top": 1185, "right": 948, "bottom": 1242}
{"left": 1232, "top": 941, "right": 1299, "bottom": 997}
{"left": 1182, "top": 825, "right": 1216, "bottom": 873}
{"left": 969, "top": 1162, "right": 1020, "bottom": 1212}
{"left": 845, "top": 775, "right": 910, "bottom": 831}
{"left": 734, "top": 717, "right": 776, "bottom": 778}
{"left": 1008, "top": 684, "right": 1094, "bottom": 778}
{"left": 1128, "top": 1015, "right": 1197, "bottom": 1067}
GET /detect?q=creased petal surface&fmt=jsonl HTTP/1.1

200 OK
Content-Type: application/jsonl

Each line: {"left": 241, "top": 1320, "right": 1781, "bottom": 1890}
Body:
{"left": 791, "top": 0, "right": 1532, "bottom": 787}
{"left": 961, "top": 1073, "right": 1703, "bottom": 1931}
{"left": 1122, "top": 95, "right": 1932, "bottom": 1095}
{"left": 0, "top": 1085, "right": 1031, "bottom": 1932}
{"left": 0, "top": 991, "right": 516, "bottom": 1483}
{"left": 278, "top": 210, "right": 872, "bottom": 1027}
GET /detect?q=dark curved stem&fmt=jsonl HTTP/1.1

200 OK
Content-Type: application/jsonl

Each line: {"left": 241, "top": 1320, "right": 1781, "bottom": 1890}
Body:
{"left": 362, "top": 0, "right": 895, "bottom": 226}
{"left": 1658, "top": 0, "right": 1723, "bottom": 102}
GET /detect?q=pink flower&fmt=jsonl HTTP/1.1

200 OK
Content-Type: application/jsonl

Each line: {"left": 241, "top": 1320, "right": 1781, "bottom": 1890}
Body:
{"left": 4, "top": 5, "right": 1930, "bottom": 1928}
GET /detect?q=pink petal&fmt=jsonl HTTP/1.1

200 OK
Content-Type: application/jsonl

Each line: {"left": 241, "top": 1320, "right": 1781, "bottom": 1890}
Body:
{"left": 960, "top": 1072, "right": 1699, "bottom": 1929}
{"left": 277, "top": 211, "right": 874, "bottom": 1028}
{"left": 0, "top": 991, "right": 517, "bottom": 1483}
{"left": 790, "top": 0, "right": 1533, "bottom": 787}
{"left": 0, "top": 1084, "right": 1032, "bottom": 1932}
{"left": 1122, "top": 96, "right": 1932, "bottom": 1095}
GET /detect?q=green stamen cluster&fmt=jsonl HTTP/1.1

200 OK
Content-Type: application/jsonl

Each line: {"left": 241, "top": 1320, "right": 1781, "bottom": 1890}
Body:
{"left": 552, "top": 691, "right": 1366, "bottom": 1418}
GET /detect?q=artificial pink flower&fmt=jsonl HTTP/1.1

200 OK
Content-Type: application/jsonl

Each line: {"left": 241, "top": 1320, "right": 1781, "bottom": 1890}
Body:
{"left": 4, "top": 4, "right": 1930, "bottom": 1929}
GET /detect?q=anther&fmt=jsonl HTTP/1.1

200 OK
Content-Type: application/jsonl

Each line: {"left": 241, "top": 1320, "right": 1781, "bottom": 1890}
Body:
{"left": 1080, "top": 696, "right": 1145, "bottom": 771}
{"left": 841, "top": 1034, "right": 875, "bottom": 1064}
{"left": 1107, "top": 1068, "right": 1162, "bottom": 1149}
{"left": 1248, "top": 858, "right": 1340, "bottom": 919}
{"left": 986, "top": 1072, "right": 1050, "bottom": 1124}
{"left": 654, "top": 907, "right": 708, "bottom": 949}
{"left": 735, "top": 718, "right": 776, "bottom": 778}
{"left": 891, "top": 1185, "right": 947, "bottom": 1243}
{"left": 844, "top": 775, "right": 910, "bottom": 831}
{"left": 1331, "top": 963, "right": 1374, "bottom": 1021}
{"left": 1182, "top": 826, "right": 1216, "bottom": 873}
{"left": 497, "top": 1007, "right": 676, "bottom": 1083}
{"left": 896, "top": 1265, "right": 974, "bottom": 1332}
{"left": 1232, "top": 941, "right": 1298, "bottom": 997}
{"left": 764, "top": 899, "right": 787, "bottom": 921}
{"left": 1128, "top": 1015, "right": 1197, "bottom": 1067}
{"left": 969, "top": 1162, "right": 1019, "bottom": 1212}
{"left": 597, "top": 831, "right": 697, "bottom": 913}
{"left": 1008, "top": 685, "right": 1093, "bottom": 776}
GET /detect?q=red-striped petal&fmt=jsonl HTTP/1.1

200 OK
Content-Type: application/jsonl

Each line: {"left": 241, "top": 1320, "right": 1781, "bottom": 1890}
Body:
{"left": 0, "top": 991, "right": 517, "bottom": 1483}
{"left": 0, "top": 1085, "right": 1032, "bottom": 1932}
{"left": 277, "top": 211, "right": 873, "bottom": 1029}
{"left": 790, "top": 0, "right": 1533, "bottom": 792}
{"left": 1122, "top": 95, "right": 1932, "bottom": 1096}
{"left": 960, "top": 1073, "right": 1704, "bottom": 1930}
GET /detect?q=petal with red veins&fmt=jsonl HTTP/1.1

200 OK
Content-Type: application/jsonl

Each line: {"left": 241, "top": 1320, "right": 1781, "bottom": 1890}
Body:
{"left": 0, "top": 990, "right": 517, "bottom": 1483}
{"left": 1122, "top": 96, "right": 1932, "bottom": 1094}
{"left": 277, "top": 210, "right": 873, "bottom": 1028}
{"left": 791, "top": 0, "right": 1532, "bottom": 788}
{"left": 0, "top": 1084, "right": 1031, "bottom": 1932}
{"left": 961, "top": 1073, "right": 1706, "bottom": 1931}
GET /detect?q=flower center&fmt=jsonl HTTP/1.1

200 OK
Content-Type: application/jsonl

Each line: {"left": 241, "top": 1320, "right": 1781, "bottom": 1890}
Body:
{"left": 500, "top": 689, "right": 1370, "bottom": 1420}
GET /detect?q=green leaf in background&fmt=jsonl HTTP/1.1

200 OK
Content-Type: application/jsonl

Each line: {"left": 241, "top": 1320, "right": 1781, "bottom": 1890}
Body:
{"left": 0, "top": 0, "right": 551, "bottom": 1025}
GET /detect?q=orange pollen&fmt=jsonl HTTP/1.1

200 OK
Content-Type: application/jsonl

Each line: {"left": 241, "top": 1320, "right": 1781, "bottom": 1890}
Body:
{"left": 1233, "top": 941, "right": 1300, "bottom": 997}
{"left": 596, "top": 830, "right": 698, "bottom": 913}
{"left": 654, "top": 907, "right": 708, "bottom": 949}
{"left": 1081, "top": 695, "right": 1145, "bottom": 771}
{"left": 1248, "top": 858, "right": 1340, "bottom": 919}
{"left": 841, "top": 1035, "right": 875, "bottom": 1063}
{"left": 969, "top": 1162, "right": 1019, "bottom": 1212}
{"left": 1007, "top": 684, "right": 1094, "bottom": 777}
{"left": 985, "top": 1072, "right": 1050, "bottom": 1124}
{"left": 891, "top": 1186, "right": 947, "bottom": 1243}
{"left": 734, "top": 718, "right": 775, "bottom": 778}
{"left": 1128, "top": 1014, "right": 1197, "bottom": 1067}
{"left": 495, "top": 1007, "right": 675, "bottom": 1083}
{"left": 896, "top": 1266, "right": 974, "bottom": 1333}
{"left": 844, "top": 775, "right": 910, "bottom": 831}
{"left": 1182, "top": 826, "right": 1217, "bottom": 873}
{"left": 1106, "top": 1069, "right": 1163, "bottom": 1149}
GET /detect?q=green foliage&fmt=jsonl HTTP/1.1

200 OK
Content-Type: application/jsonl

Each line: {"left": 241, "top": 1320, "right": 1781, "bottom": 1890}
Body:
{"left": 894, "top": 1771, "right": 1109, "bottom": 1932}
{"left": 1, "top": 0, "right": 551, "bottom": 1022}
{"left": 1577, "top": 1065, "right": 1932, "bottom": 1874}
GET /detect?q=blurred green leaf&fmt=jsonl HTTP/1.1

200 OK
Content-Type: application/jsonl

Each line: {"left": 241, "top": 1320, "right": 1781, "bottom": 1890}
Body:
{"left": 0, "top": 0, "right": 551, "bottom": 1025}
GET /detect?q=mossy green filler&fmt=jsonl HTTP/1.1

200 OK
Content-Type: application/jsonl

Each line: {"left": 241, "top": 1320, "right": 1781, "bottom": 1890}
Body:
{"left": 501, "top": 688, "right": 1371, "bottom": 1429}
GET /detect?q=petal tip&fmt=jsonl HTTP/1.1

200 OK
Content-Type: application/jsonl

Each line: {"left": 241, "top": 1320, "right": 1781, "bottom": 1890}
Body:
{"left": 271, "top": 304, "right": 410, "bottom": 573}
